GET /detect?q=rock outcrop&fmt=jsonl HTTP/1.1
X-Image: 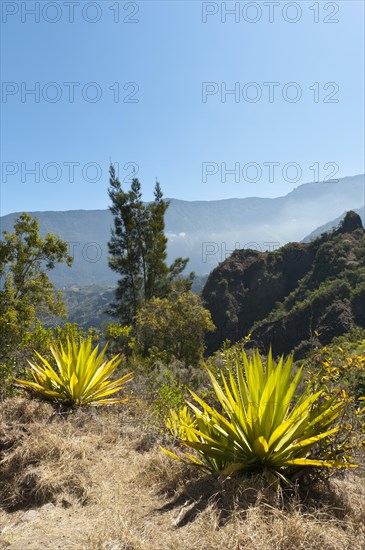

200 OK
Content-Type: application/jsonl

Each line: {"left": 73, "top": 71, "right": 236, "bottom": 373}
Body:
{"left": 202, "top": 211, "right": 365, "bottom": 357}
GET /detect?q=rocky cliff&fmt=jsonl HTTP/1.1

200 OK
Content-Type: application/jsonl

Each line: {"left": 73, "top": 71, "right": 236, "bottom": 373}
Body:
{"left": 202, "top": 211, "right": 365, "bottom": 357}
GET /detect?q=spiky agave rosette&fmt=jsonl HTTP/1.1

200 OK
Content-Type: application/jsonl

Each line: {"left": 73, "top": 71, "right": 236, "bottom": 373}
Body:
{"left": 162, "top": 348, "right": 357, "bottom": 483}
{"left": 16, "top": 337, "right": 133, "bottom": 407}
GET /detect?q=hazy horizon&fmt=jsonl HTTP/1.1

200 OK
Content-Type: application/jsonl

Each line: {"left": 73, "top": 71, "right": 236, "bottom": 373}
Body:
{"left": 1, "top": 172, "right": 364, "bottom": 217}
{"left": 1, "top": 1, "right": 364, "bottom": 216}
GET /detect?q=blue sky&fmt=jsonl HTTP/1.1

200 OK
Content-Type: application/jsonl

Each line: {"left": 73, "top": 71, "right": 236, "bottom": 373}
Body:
{"left": 1, "top": 0, "right": 364, "bottom": 215}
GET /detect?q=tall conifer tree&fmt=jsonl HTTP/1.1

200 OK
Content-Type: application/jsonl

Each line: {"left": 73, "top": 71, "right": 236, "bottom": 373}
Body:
{"left": 107, "top": 164, "right": 191, "bottom": 323}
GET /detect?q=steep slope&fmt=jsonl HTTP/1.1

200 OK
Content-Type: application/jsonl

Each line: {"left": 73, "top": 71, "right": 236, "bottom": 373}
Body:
{"left": 1, "top": 175, "right": 364, "bottom": 284}
{"left": 202, "top": 211, "right": 365, "bottom": 356}
{"left": 302, "top": 206, "right": 365, "bottom": 242}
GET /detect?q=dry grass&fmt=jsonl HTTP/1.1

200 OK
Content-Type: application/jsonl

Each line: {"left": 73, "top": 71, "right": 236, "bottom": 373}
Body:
{"left": 0, "top": 397, "right": 364, "bottom": 550}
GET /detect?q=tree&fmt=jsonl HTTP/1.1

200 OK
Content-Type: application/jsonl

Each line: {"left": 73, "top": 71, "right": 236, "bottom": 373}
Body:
{"left": 0, "top": 213, "right": 73, "bottom": 367}
{"left": 135, "top": 287, "right": 215, "bottom": 365}
{"left": 107, "top": 164, "right": 192, "bottom": 323}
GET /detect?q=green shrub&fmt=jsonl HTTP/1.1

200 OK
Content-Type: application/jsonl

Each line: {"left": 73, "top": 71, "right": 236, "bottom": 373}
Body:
{"left": 135, "top": 290, "right": 215, "bottom": 365}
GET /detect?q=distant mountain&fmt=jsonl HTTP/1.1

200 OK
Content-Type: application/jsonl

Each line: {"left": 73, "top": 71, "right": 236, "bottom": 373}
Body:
{"left": 1, "top": 174, "right": 364, "bottom": 286}
{"left": 202, "top": 211, "right": 365, "bottom": 357}
{"left": 302, "top": 206, "right": 365, "bottom": 242}
{"left": 62, "top": 285, "right": 115, "bottom": 329}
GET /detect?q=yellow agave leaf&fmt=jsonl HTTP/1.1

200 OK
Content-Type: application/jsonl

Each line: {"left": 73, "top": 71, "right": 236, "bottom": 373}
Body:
{"left": 246, "top": 401, "right": 259, "bottom": 431}
{"left": 259, "top": 399, "right": 278, "bottom": 440}
{"left": 15, "top": 379, "right": 48, "bottom": 392}
{"left": 40, "top": 389, "right": 68, "bottom": 399}
{"left": 83, "top": 370, "right": 132, "bottom": 396}
{"left": 88, "top": 397, "right": 130, "bottom": 406}
{"left": 183, "top": 440, "right": 237, "bottom": 462}
{"left": 33, "top": 350, "right": 54, "bottom": 371}
{"left": 273, "top": 356, "right": 293, "bottom": 405}
{"left": 27, "top": 365, "right": 48, "bottom": 384}
{"left": 265, "top": 347, "right": 274, "bottom": 378}
{"left": 273, "top": 428, "right": 340, "bottom": 462}
{"left": 93, "top": 371, "right": 133, "bottom": 390}
{"left": 206, "top": 370, "right": 233, "bottom": 412}
{"left": 285, "top": 458, "right": 357, "bottom": 468}
{"left": 83, "top": 380, "right": 129, "bottom": 400}
{"left": 27, "top": 359, "right": 63, "bottom": 387}
{"left": 15, "top": 379, "right": 64, "bottom": 399}
{"left": 185, "top": 426, "right": 229, "bottom": 447}
{"left": 305, "top": 401, "right": 344, "bottom": 433}
{"left": 182, "top": 425, "right": 201, "bottom": 444}
{"left": 187, "top": 397, "right": 252, "bottom": 453}
{"left": 268, "top": 391, "right": 323, "bottom": 451}
{"left": 160, "top": 446, "right": 206, "bottom": 467}
{"left": 84, "top": 356, "right": 124, "bottom": 392}
{"left": 183, "top": 452, "right": 206, "bottom": 466}
{"left": 73, "top": 355, "right": 90, "bottom": 389}
{"left": 256, "top": 369, "right": 278, "bottom": 435}
{"left": 79, "top": 366, "right": 128, "bottom": 398}
{"left": 84, "top": 353, "right": 121, "bottom": 380}
{"left": 183, "top": 428, "right": 246, "bottom": 462}
{"left": 221, "top": 372, "right": 239, "bottom": 414}
{"left": 69, "top": 371, "right": 79, "bottom": 394}
{"left": 244, "top": 355, "right": 261, "bottom": 406}
{"left": 85, "top": 387, "right": 128, "bottom": 402}
{"left": 188, "top": 393, "right": 229, "bottom": 427}
{"left": 273, "top": 365, "right": 303, "bottom": 425}
{"left": 160, "top": 446, "right": 191, "bottom": 463}
{"left": 270, "top": 356, "right": 292, "bottom": 406}
{"left": 50, "top": 344, "right": 68, "bottom": 376}
{"left": 236, "top": 358, "right": 250, "bottom": 408}
{"left": 166, "top": 407, "right": 195, "bottom": 438}
{"left": 227, "top": 367, "right": 241, "bottom": 405}
{"left": 253, "top": 436, "right": 269, "bottom": 459}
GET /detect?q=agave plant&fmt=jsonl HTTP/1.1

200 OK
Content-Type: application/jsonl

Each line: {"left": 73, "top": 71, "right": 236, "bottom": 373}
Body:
{"left": 16, "top": 337, "right": 133, "bottom": 407}
{"left": 166, "top": 405, "right": 196, "bottom": 440}
{"left": 162, "top": 348, "right": 356, "bottom": 482}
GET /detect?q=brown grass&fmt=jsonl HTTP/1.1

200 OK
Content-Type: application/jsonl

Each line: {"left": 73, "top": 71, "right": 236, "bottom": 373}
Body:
{"left": 0, "top": 397, "right": 364, "bottom": 550}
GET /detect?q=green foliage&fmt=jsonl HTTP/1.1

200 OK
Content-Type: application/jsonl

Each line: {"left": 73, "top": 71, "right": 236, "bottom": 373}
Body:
{"left": 0, "top": 214, "right": 74, "bottom": 398}
{"left": 0, "top": 213, "right": 73, "bottom": 357}
{"left": 135, "top": 288, "right": 215, "bottom": 365}
{"left": 162, "top": 348, "right": 355, "bottom": 484}
{"left": 301, "top": 330, "right": 365, "bottom": 460}
{"left": 103, "top": 322, "right": 135, "bottom": 356}
{"left": 107, "top": 164, "right": 192, "bottom": 324}
{"left": 153, "top": 370, "right": 187, "bottom": 422}
{"left": 303, "top": 328, "right": 365, "bottom": 400}
{"left": 15, "top": 336, "right": 133, "bottom": 407}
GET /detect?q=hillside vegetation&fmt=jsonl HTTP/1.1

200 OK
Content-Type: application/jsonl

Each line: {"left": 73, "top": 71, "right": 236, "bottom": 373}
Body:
{"left": 203, "top": 211, "right": 365, "bottom": 356}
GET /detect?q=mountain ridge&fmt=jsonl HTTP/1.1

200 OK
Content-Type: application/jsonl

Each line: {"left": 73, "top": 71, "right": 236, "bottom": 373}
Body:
{"left": 1, "top": 175, "right": 364, "bottom": 285}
